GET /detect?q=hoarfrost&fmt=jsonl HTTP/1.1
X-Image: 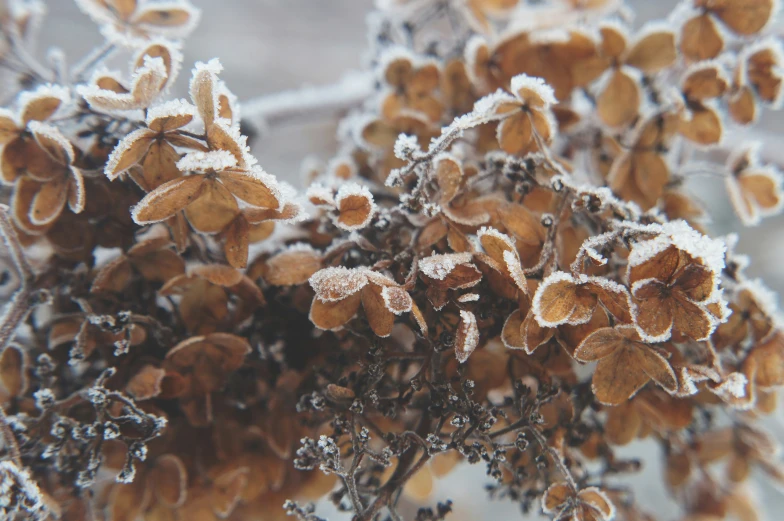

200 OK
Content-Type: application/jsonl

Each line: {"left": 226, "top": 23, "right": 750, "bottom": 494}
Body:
{"left": 458, "top": 293, "right": 480, "bottom": 303}
{"left": 419, "top": 252, "right": 474, "bottom": 280}
{"left": 510, "top": 73, "right": 557, "bottom": 105}
{"left": 176, "top": 150, "right": 236, "bottom": 172}
{"left": 455, "top": 310, "right": 479, "bottom": 363}
{"left": 309, "top": 266, "right": 369, "bottom": 302}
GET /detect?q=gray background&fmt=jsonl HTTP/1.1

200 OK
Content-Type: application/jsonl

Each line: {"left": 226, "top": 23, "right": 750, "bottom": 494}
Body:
{"left": 23, "top": 1, "right": 784, "bottom": 519}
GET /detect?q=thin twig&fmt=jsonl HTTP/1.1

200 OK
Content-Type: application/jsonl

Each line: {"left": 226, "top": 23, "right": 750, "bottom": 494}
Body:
{"left": 0, "top": 205, "right": 35, "bottom": 354}
{"left": 0, "top": 405, "right": 22, "bottom": 466}
{"left": 70, "top": 40, "right": 116, "bottom": 83}
{"left": 241, "top": 71, "right": 374, "bottom": 129}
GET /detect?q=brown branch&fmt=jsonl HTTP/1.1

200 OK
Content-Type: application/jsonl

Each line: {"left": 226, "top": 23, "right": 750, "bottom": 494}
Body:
{"left": 0, "top": 205, "right": 36, "bottom": 355}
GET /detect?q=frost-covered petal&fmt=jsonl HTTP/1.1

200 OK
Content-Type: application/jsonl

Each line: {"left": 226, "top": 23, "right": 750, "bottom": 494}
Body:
{"left": 334, "top": 182, "right": 376, "bottom": 231}
{"left": 309, "top": 266, "right": 369, "bottom": 302}
{"left": 190, "top": 58, "right": 222, "bottom": 128}
{"left": 146, "top": 99, "right": 196, "bottom": 132}
{"left": 455, "top": 310, "right": 479, "bottom": 363}
{"left": 219, "top": 168, "right": 283, "bottom": 210}
{"left": 105, "top": 128, "right": 156, "bottom": 179}
{"left": 27, "top": 121, "right": 74, "bottom": 165}
{"left": 131, "top": 174, "right": 206, "bottom": 224}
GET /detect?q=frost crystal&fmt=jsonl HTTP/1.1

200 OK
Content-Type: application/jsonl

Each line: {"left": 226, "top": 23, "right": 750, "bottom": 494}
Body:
{"left": 309, "top": 266, "right": 369, "bottom": 302}
{"left": 626, "top": 220, "right": 726, "bottom": 274}
{"left": 458, "top": 293, "right": 480, "bottom": 303}
{"left": 177, "top": 150, "right": 237, "bottom": 172}
{"left": 510, "top": 74, "right": 558, "bottom": 105}
{"left": 146, "top": 98, "right": 196, "bottom": 124}
{"left": 455, "top": 310, "right": 479, "bottom": 363}
{"left": 419, "top": 252, "right": 474, "bottom": 280}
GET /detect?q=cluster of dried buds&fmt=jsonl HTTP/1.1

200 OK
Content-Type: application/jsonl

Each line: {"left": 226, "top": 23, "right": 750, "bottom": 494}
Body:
{"left": 0, "top": 1, "right": 783, "bottom": 521}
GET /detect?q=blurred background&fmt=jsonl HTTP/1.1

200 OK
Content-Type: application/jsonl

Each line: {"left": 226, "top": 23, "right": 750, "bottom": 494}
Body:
{"left": 21, "top": 1, "right": 784, "bottom": 519}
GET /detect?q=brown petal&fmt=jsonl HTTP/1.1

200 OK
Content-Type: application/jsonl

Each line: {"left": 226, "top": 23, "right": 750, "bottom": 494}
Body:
{"left": 574, "top": 327, "right": 624, "bottom": 362}
{"left": 435, "top": 155, "right": 463, "bottom": 205}
{"left": 109, "top": 0, "right": 137, "bottom": 20}
{"left": 542, "top": 482, "right": 572, "bottom": 513}
{"left": 498, "top": 203, "right": 545, "bottom": 245}
{"left": 597, "top": 69, "right": 640, "bottom": 128}
{"left": 67, "top": 168, "right": 85, "bottom": 214}
{"left": 336, "top": 186, "right": 375, "bottom": 231}
{"left": 135, "top": 42, "right": 176, "bottom": 81}
{"left": 133, "top": 249, "right": 186, "bottom": 282}
{"left": 704, "top": 0, "right": 775, "bottom": 36}
{"left": 29, "top": 123, "right": 72, "bottom": 165}
{"left": 501, "top": 309, "right": 526, "bottom": 350}
{"left": 132, "top": 175, "right": 206, "bottom": 224}
{"left": 150, "top": 454, "right": 188, "bottom": 508}
{"left": 497, "top": 113, "right": 533, "bottom": 155}
{"left": 628, "top": 245, "right": 680, "bottom": 284}
{"left": 591, "top": 284, "right": 632, "bottom": 323}
{"left": 682, "top": 65, "right": 729, "bottom": 101}
{"left": 679, "top": 104, "right": 723, "bottom": 145}
{"left": 592, "top": 346, "right": 652, "bottom": 405}
{"left": 680, "top": 14, "right": 724, "bottom": 61}
{"left": 633, "top": 295, "right": 673, "bottom": 340}
{"left": 264, "top": 248, "right": 322, "bottom": 286}
{"left": 381, "top": 285, "right": 413, "bottom": 315}
{"left": 309, "top": 293, "right": 362, "bottom": 331}
{"left": 210, "top": 467, "right": 248, "bottom": 518}
{"left": 523, "top": 310, "right": 554, "bottom": 354}
{"left": 605, "top": 402, "right": 642, "bottom": 445}
{"left": 190, "top": 264, "right": 244, "bottom": 287}
{"left": 309, "top": 266, "right": 368, "bottom": 301}
{"left": 218, "top": 170, "right": 281, "bottom": 209}
{"left": 21, "top": 93, "right": 63, "bottom": 124}
{"left": 361, "top": 284, "right": 395, "bottom": 337}
{"left": 454, "top": 310, "right": 479, "bottom": 363}
{"left": 600, "top": 24, "right": 628, "bottom": 58}
{"left": 411, "top": 301, "right": 428, "bottom": 335}
{"left": 625, "top": 30, "right": 677, "bottom": 73}
{"left": 30, "top": 177, "right": 68, "bottom": 226}
{"left": 674, "top": 264, "right": 714, "bottom": 302}
{"left": 106, "top": 130, "right": 155, "bottom": 179}
{"left": 206, "top": 121, "right": 246, "bottom": 169}
{"left": 0, "top": 344, "right": 26, "bottom": 397}
{"left": 636, "top": 346, "right": 678, "bottom": 392}
{"left": 747, "top": 44, "right": 784, "bottom": 104}
{"left": 184, "top": 178, "right": 239, "bottom": 233}
{"left": 578, "top": 488, "right": 615, "bottom": 521}
{"left": 0, "top": 113, "right": 18, "bottom": 145}
{"left": 671, "top": 297, "right": 714, "bottom": 341}
{"left": 532, "top": 276, "right": 578, "bottom": 326}
{"left": 223, "top": 215, "right": 250, "bottom": 269}
{"left": 91, "top": 256, "right": 133, "bottom": 293}
{"left": 138, "top": 140, "right": 182, "bottom": 191}
{"left": 126, "top": 365, "right": 166, "bottom": 401}
{"left": 12, "top": 177, "right": 50, "bottom": 235}
{"left": 728, "top": 86, "right": 758, "bottom": 125}
{"left": 134, "top": 6, "right": 196, "bottom": 28}
{"left": 149, "top": 113, "right": 194, "bottom": 135}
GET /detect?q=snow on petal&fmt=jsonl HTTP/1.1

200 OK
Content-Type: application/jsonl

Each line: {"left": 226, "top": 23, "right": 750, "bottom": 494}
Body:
{"left": 455, "top": 310, "right": 479, "bottom": 363}
{"left": 419, "top": 252, "right": 474, "bottom": 281}
{"left": 177, "top": 150, "right": 237, "bottom": 172}
{"left": 309, "top": 266, "right": 370, "bottom": 302}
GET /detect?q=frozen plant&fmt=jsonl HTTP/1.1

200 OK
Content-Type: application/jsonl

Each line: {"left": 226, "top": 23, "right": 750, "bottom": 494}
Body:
{"left": 0, "top": 1, "right": 783, "bottom": 521}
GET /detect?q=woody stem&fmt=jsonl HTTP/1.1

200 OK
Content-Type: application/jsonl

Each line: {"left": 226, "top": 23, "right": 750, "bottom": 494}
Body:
{"left": 0, "top": 205, "right": 36, "bottom": 355}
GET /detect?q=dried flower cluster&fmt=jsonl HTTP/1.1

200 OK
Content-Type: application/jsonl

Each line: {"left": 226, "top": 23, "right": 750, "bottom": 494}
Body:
{"left": 0, "top": 1, "right": 783, "bottom": 521}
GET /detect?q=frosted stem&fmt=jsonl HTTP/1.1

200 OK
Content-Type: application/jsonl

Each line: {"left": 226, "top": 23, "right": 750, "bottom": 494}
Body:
{"left": 241, "top": 70, "right": 374, "bottom": 128}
